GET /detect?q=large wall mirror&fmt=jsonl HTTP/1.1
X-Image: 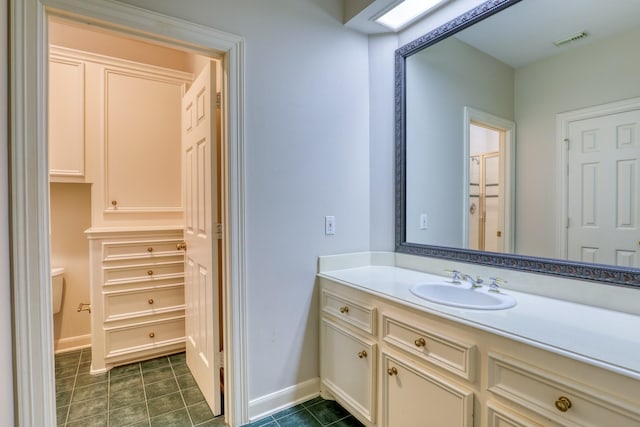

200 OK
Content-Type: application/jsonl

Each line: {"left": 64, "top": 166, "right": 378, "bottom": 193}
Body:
{"left": 395, "top": 0, "right": 640, "bottom": 287}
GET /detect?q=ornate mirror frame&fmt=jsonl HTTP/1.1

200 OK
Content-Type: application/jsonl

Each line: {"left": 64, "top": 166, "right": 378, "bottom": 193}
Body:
{"left": 394, "top": 0, "right": 640, "bottom": 287}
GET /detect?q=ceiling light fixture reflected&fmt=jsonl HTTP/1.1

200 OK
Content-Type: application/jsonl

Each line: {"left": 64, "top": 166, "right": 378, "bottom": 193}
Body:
{"left": 375, "top": 0, "right": 447, "bottom": 32}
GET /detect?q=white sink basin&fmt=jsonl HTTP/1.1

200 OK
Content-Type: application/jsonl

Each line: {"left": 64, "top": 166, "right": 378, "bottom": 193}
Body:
{"left": 410, "top": 283, "right": 516, "bottom": 310}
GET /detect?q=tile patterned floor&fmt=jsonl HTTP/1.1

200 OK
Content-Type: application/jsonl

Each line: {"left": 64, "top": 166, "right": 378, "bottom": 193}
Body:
{"left": 55, "top": 348, "right": 225, "bottom": 426}
{"left": 242, "top": 397, "right": 364, "bottom": 427}
{"left": 56, "top": 349, "right": 362, "bottom": 427}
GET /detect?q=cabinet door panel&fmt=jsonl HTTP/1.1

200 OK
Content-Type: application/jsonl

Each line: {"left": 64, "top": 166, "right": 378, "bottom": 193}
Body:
{"left": 321, "top": 319, "right": 376, "bottom": 423}
{"left": 105, "top": 69, "right": 183, "bottom": 212}
{"left": 382, "top": 351, "right": 473, "bottom": 427}
{"left": 49, "top": 56, "right": 85, "bottom": 179}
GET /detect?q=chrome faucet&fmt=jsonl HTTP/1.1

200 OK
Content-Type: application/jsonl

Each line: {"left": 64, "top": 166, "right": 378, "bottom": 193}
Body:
{"left": 461, "top": 274, "right": 484, "bottom": 289}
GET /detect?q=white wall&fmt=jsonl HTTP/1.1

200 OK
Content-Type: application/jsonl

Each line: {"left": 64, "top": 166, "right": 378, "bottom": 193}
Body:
{"left": 404, "top": 37, "right": 513, "bottom": 246}
{"left": 1, "top": 0, "right": 15, "bottom": 424}
{"left": 116, "top": 0, "right": 371, "bottom": 404}
{"left": 514, "top": 27, "right": 640, "bottom": 257}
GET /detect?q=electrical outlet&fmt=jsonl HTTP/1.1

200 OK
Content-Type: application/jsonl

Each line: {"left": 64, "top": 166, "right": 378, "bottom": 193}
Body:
{"left": 325, "top": 216, "right": 336, "bottom": 235}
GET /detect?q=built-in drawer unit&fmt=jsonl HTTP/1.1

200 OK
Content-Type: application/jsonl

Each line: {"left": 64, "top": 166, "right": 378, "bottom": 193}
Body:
{"left": 87, "top": 227, "right": 186, "bottom": 373}
{"left": 488, "top": 353, "right": 640, "bottom": 427}
{"left": 486, "top": 402, "right": 547, "bottom": 427}
{"left": 321, "top": 289, "right": 377, "bottom": 335}
{"left": 381, "top": 313, "right": 477, "bottom": 382}
{"left": 105, "top": 316, "right": 185, "bottom": 358}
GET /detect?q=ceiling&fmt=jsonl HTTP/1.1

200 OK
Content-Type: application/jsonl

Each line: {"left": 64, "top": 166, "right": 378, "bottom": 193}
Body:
{"left": 454, "top": 0, "right": 640, "bottom": 68}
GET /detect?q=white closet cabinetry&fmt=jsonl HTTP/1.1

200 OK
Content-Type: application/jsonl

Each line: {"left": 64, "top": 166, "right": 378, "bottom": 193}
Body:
{"left": 319, "top": 277, "right": 640, "bottom": 427}
{"left": 87, "top": 227, "right": 186, "bottom": 373}
{"left": 49, "top": 48, "right": 86, "bottom": 182}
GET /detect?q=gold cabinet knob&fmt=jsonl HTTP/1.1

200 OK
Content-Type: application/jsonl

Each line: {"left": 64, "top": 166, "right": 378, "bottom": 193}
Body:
{"left": 111, "top": 200, "right": 117, "bottom": 207}
{"left": 339, "top": 306, "right": 349, "bottom": 314}
{"left": 147, "top": 270, "right": 153, "bottom": 276}
{"left": 176, "top": 242, "right": 187, "bottom": 250}
{"left": 149, "top": 332, "right": 155, "bottom": 338}
{"left": 414, "top": 337, "right": 426, "bottom": 347}
{"left": 555, "top": 396, "right": 572, "bottom": 412}
{"left": 147, "top": 247, "right": 153, "bottom": 253}
{"left": 358, "top": 350, "right": 367, "bottom": 359}
{"left": 148, "top": 299, "right": 154, "bottom": 305}
{"left": 387, "top": 367, "right": 398, "bottom": 376}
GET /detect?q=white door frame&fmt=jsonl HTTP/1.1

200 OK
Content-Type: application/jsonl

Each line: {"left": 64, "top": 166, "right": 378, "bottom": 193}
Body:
{"left": 463, "top": 107, "right": 516, "bottom": 253}
{"left": 556, "top": 96, "right": 640, "bottom": 260}
{"left": 9, "top": 1, "right": 248, "bottom": 425}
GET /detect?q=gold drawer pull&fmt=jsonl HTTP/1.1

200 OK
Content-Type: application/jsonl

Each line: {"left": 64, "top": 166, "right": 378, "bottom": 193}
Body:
{"left": 148, "top": 299, "right": 154, "bottom": 305}
{"left": 147, "top": 270, "right": 153, "bottom": 276}
{"left": 387, "top": 367, "right": 398, "bottom": 376}
{"left": 414, "top": 337, "right": 426, "bottom": 347}
{"left": 148, "top": 332, "right": 155, "bottom": 338}
{"left": 358, "top": 350, "right": 367, "bottom": 359}
{"left": 339, "top": 306, "right": 349, "bottom": 314}
{"left": 176, "top": 242, "right": 187, "bottom": 250}
{"left": 555, "top": 396, "right": 572, "bottom": 412}
{"left": 147, "top": 247, "right": 153, "bottom": 252}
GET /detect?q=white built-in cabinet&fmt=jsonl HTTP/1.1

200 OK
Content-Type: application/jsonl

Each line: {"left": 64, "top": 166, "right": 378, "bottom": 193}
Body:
{"left": 319, "top": 277, "right": 640, "bottom": 427}
{"left": 49, "top": 49, "right": 86, "bottom": 182}
{"left": 49, "top": 46, "right": 194, "bottom": 371}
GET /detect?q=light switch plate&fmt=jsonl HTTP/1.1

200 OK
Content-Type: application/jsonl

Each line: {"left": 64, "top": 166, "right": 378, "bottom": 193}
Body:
{"left": 325, "top": 216, "right": 336, "bottom": 235}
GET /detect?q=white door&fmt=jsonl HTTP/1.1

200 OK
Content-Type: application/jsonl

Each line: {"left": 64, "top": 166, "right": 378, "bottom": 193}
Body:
{"left": 567, "top": 109, "right": 640, "bottom": 266}
{"left": 182, "top": 61, "right": 222, "bottom": 414}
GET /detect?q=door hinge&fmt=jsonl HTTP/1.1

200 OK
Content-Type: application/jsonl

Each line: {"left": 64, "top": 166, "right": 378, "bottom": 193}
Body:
{"left": 216, "top": 223, "right": 223, "bottom": 240}
{"left": 216, "top": 92, "right": 221, "bottom": 109}
{"left": 564, "top": 138, "right": 570, "bottom": 150}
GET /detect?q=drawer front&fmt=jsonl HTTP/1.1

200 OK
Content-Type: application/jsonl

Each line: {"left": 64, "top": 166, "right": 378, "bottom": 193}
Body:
{"left": 321, "top": 318, "right": 377, "bottom": 423}
{"left": 488, "top": 353, "right": 640, "bottom": 427}
{"left": 103, "top": 239, "right": 183, "bottom": 260}
{"left": 104, "top": 261, "right": 184, "bottom": 283}
{"left": 382, "top": 314, "right": 476, "bottom": 381}
{"left": 106, "top": 317, "right": 185, "bottom": 356}
{"left": 105, "top": 285, "right": 184, "bottom": 321}
{"left": 321, "top": 290, "right": 376, "bottom": 335}
{"left": 487, "top": 402, "right": 548, "bottom": 427}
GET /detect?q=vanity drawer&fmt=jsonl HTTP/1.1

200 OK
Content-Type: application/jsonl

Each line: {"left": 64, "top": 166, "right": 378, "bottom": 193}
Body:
{"left": 382, "top": 314, "right": 476, "bottom": 382}
{"left": 104, "top": 285, "right": 184, "bottom": 321}
{"left": 103, "top": 239, "right": 183, "bottom": 260}
{"left": 105, "top": 317, "right": 185, "bottom": 357}
{"left": 321, "top": 290, "right": 377, "bottom": 335}
{"left": 488, "top": 353, "right": 640, "bottom": 427}
{"left": 104, "top": 261, "right": 184, "bottom": 283}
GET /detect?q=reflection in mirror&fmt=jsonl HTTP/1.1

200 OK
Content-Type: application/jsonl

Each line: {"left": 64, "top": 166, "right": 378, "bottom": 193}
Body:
{"left": 396, "top": 0, "right": 640, "bottom": 285}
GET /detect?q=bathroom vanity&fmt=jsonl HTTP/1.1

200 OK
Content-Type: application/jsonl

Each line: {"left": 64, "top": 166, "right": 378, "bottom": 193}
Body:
{"left": 318, "top": 253, "right": 640, "bottom": 427}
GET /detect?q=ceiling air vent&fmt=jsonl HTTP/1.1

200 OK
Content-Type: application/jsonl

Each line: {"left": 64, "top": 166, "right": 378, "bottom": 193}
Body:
{"left": 553, "top": 31, "right": 588, "bottom": 47}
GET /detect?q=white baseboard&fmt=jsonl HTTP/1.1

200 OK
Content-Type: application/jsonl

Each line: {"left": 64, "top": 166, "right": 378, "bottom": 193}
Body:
{"left": 54, "top": 334, "right": 91, "bottom": 354}
{"left": 248, "top": 377, "right": 320, "bottom": 422}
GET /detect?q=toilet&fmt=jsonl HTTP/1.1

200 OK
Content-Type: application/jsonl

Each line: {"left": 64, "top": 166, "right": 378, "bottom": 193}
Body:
{"left": 51, "top": 267, "right": 64, "bottom": 314}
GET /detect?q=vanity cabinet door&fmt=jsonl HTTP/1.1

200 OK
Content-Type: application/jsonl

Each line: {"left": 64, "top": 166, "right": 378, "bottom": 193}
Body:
{"left": 382, "top": 351, "right": 473, "bottom": 427}
{"left": 321, "top": 319, "right": 377, "bottom": 424}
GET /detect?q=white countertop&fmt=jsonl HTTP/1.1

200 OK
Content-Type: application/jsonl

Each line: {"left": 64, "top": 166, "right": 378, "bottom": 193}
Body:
{"left": 318, "top": 265, "right": 640, "bottom": 380}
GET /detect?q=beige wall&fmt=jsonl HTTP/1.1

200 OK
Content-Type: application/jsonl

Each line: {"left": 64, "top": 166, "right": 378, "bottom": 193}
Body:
{"left": 50, "top": 183, "right": 93, "bottom": 351}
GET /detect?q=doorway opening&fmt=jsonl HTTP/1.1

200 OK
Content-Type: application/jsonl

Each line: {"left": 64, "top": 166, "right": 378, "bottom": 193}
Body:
{"left": 48, "top": 15, "right": 226, "bottom": 423}
{"left": 463, "top": 107, "right": 515, "bottom": 253}
{"left": 9, "top": 1, "right": 247, "bottom": 425}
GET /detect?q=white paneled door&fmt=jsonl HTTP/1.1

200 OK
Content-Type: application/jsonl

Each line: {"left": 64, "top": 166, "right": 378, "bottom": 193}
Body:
{"left": 182, "top": 62, "right": 222, "bottom": 415}
{"left": 567, "top": 109, "right": 640, "bottom": 267}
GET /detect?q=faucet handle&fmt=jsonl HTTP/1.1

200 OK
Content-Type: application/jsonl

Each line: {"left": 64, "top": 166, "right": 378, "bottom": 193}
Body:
{"left": 488, "top": 277, "right": 507, "bottom": 293}
{"left": 445, "top": 269, "right": 463, "bottom": 284}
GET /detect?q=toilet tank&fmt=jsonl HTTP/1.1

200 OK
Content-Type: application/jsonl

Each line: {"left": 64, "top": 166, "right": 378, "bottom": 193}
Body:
{"left": 51, "top": 267, "right": 64, "bottom": 314}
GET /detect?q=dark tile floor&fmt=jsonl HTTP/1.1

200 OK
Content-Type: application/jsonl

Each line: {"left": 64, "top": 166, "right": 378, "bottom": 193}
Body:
{"left": 55, "top": 348, "right": 225, "bottom": 426}
{"left": 56, "top": 349, "right": 361, "bottom": 427}
{"left": 242, "top": 397, "right": 364, "bottom": 427}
